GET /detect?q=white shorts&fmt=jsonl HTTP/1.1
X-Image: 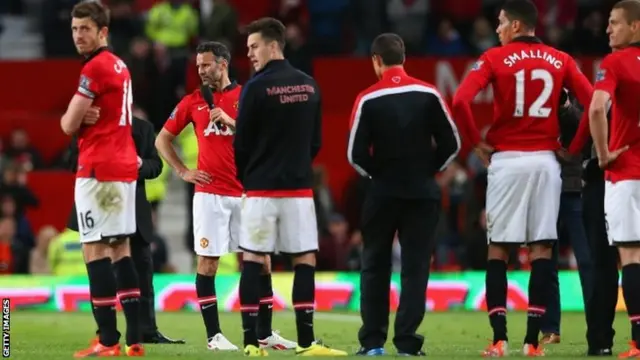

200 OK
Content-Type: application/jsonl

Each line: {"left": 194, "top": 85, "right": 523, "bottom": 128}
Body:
{"left": 239, "top": 197, "right": 318, "bottom": 254}
{"left": 605, "top": 180, "right": 640, "bottom": 245}
{"left": 74, "top": 178, "right": 136, "bottom": 243}
{"left": 193, "top": 193, "right": 242, "bottom": 257}
{"left": 485, "top": 151, "right": 561, "bottom": 244}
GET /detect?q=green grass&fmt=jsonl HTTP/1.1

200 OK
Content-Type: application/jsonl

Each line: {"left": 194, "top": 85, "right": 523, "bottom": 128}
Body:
{"left": 8, "top": 311, "right": 635, "bottom": 359}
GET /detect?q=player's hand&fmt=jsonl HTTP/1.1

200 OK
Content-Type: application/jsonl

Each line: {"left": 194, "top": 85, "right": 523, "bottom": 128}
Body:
{"left": 555, "top": 147, "right": 575, "bottom": 164}
{"left": 210, "top": 108, "right": 235, "bottom": 129}
{"left": 83, "top": 106, "right": 100, "bottom": 125}
{"left": 598, "top": 145, "right": 629, "bottom": 169}
{"left": 473, "top": 141, "right": 494, "bottom": 167}
{"left": 180, "top": 169, "right": 212, "bottom": 185}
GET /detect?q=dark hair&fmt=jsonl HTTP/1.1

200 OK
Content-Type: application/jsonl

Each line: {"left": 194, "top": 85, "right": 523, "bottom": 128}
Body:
{"left": 501, "top": 0, "right": 538, "bottom": 30}
{"left": 196, "top": 41, "right": 231, "bottom": 63}
{"left": 613, "top": 0, "right": 640, "bottom": 23}
{"left": 71, "top": 0, "right": 110, "bottom": 29}
{"left": 246, "top": 17, "right": 286, "bottom": 50}
{"left": 370, "top": 33, "right": 405, "bottom": 66}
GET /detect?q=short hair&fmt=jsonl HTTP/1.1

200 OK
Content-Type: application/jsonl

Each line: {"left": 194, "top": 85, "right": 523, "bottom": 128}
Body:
{"left": 196, "top": 41, "right": 231, "bottom": 63}
{"left": 246, "top": 17, "right": 286, "bottom": 50}
{"left": 501, "top": 0, "right": 538, "bottom": 30}
{"left": 71, "top": 0, "right": 110, "bottom": 29}
{"left": 370, "top": 33, "right": 405, "bottom": 66}
{"left": 613, "top": 0, "right": 640, "bottom": 23}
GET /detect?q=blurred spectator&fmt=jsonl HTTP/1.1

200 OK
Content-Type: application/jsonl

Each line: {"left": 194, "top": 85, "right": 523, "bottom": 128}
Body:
{"left": 386, "top": 0, "right": 429, "bottom": 55}
{"left": 275, "top": 0, "right": 309, "bottom": 30}
{"left": 343, "top": 174, "right": 370, "bottom": 232}
{"left": 47, "top": 228, "right": 85, "bottom": 275}
{"left": 464, "top": 209, "right": 488, "bottom": 270}
{"left": 0, "top": 195, "right": 34, "bottom": 250}
{"left": 425, "top": 19, "right": 467, "bottom": 56}
{"left": 203, "top": 0, "right": 239, "bottom": 53}
{"left": 0, "top": 217, "right": 20, "bottom": 274}
{"left": 0, "top": 163, "right": 38, "bottom": 218}
{"left": 41, "top": 0, "right": 79, "bottom": 57}
{"left": 123, "top": 38, "right": 160, "bottom": 127}
{"left": 575, "top": 9, "right": 610, "bottom": 55}
{"left": 108, "top": 0, "right": 144, "bottom": 56}
{"left": 345, "top": 230, "right": 363, "bottom": 271}
{"left": 313, "top": 166, "right": 337, "bottom": 235}
{"left": 351, "top": 0, "right": 386, "bottom": 55}
{"left": 5, "top": 129, "right": 43, "bottom": 170}
{"left": 284, "top": 23, "right": 313, "bottom": 75}
{"left": 469, "top": 17, "right": 498, "bottom": 55}
{"left": 29, "top": 226, "right": 58, "bottom": 274}
{"left": 307, "top": 0, "right": 350, "bottom": 55}
{"left": 318, "top": 213, "right": 350, "bottom": 270}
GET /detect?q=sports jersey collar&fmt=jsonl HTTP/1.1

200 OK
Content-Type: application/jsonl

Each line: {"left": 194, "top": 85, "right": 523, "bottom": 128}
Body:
{"left": 511, "top": 36, "right": 543, "bottom": 44}
{"left": 222, "top": 81, "right": 238, "bottom": 92}
{"left": 257, "top": 59, "right": 290, "bottom": 74}
{"left": 381, "top": 67, "right": 407, "bottom": 81}
{"left": 629, "top": 42, "right": 640, "bottom": 48}
{"left": 83, "top": 46, "right": 108, "bottom": 64}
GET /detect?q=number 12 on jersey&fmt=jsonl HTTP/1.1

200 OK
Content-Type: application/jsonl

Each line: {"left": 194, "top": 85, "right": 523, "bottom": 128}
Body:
{"left": 119, "top": 80, "right": 133, "bottom": 126}
{"left": 513, "top": 69, "right": 554, "bottom": 118}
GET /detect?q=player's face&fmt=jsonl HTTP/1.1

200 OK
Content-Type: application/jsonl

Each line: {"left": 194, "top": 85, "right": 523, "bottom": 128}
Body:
{"left": 71, "top": 17, "right": 106, "bottom": 55}
{"left": 196, "top": 52, "right": 225, "bottom": 88}
{"left": 247, "top": 33, "right": 274, "bottom": 72}
{"left": 496, "top": 10, "right": 514, "bottom": 46}
{"left": 607, "top": 9, "right": 635, "bottom": 49}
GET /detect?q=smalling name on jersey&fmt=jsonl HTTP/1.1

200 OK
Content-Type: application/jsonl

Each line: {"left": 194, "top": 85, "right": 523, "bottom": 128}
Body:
{"left": 503, "top": 50, "right": 565, "bottom": 69}
{"left": 266, "top": 85, "right": 316, "bottom": 104}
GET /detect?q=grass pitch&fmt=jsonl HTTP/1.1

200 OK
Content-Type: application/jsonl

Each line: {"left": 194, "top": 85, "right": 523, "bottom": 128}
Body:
{"left": 9, "top": 311, "right": 635, "bottom": 359}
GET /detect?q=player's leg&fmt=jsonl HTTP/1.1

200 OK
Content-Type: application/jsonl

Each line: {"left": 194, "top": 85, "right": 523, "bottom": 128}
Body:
{"left": 108, "top": 181, "right": 145, "bottom": 356}
{"left": 392, "top": 199, "right": 439, "bottom": 356}
{"left": 540, "top": 240, "right": 560, "bottom": 344}
{"left": 523, "top": 154, "right": 562, "bottom": 356}
{"left": 482, "top": 154, "right": 531, "bottom": 357}
{"left": 73, "top": 179, "right": 122, "bottom": 358}
{"left": 605, "top": 181, "right": 640, "bottom": 358}
{"left": 193, "top": 193, "right": 237, "bottom": 350}
{"left": 277, "top": 197, "right": 346, "bottom": 356}
{"left": 237, "top": 196, "right": 277, "bottom": 356}
{"left": 356, "top": 195, "right": 398, "bottom": 355}
{"left": 256, "top": 255, "right": 297, "bottom": 349}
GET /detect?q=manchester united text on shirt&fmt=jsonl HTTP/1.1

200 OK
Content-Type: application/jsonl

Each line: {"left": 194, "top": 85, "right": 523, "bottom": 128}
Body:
{"left": 266, "top": 84, "right": 316, "bottom": 104}
{"left": 503, "top": 50, "right": 564, "bottom": 69}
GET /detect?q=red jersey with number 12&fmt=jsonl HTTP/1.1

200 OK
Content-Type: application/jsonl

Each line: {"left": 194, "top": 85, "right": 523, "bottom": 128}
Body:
{"left": 453, "top": 37, "right": 593, "bottom": 152}
{"left": 163, "top": 84, "right": 243, "bottom": 196}
{"left": 594, "top": 46, "right": 640, "bottom": 182}
{"left": 75, "top": 48, "right": 138, "bottom": 181}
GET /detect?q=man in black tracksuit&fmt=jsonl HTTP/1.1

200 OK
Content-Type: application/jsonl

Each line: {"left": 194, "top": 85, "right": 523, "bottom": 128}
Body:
{"left": 347, "top": 33, "right": 461, "bottom": 356}
{"left": 233, "top": 18, "right": 345, "bottom": 356}
{"left": 66, "top": 117, "right": 184, "bottom": 344}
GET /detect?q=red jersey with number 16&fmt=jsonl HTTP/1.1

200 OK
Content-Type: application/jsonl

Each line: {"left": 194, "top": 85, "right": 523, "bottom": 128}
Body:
{"left": 163, "top": 83, "right": 243, "bottom": 196}
{"left": 75, "top": 48, "right": 138, "bottom": 181}
{"left": 594, "top": 46, "right": 640, "bottom": 182}
{"left": 453, "top": 37, "right": 593, "bottom": 152}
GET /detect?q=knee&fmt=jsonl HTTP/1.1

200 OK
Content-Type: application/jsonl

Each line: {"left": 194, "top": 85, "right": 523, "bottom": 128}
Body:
{"left": 109, "top": 238, "right": 131, "bottom": 262}
{"left": 291, "top": 252, "right": 316, "bottom": 268}
{"left": 82, "top": 241, "right": 111, "bottom": 263}
{"left": 197, "top": 256, "right": 219, "bottom": 276}
{"left": 618, "top": 245, "right": 640, "bottom": 266}
{"left": 262, "top": 255, "right": 272, "bottom": 274}
{"left": 529, "top": 242, "right": 554, "bottom": 261}
{"left": 487, "top": 244, "right": 510, "bottom": 262}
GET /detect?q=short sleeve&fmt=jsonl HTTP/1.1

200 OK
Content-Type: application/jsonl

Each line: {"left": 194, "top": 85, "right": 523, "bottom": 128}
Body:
{"left": 594, "top": 54, "right": 618, "bottom": 96}
{"left": 76, "top": 62, "right": 102, "bottom": 99}
{"left": 163, "top": 97, "right": 192, "bottom": 135}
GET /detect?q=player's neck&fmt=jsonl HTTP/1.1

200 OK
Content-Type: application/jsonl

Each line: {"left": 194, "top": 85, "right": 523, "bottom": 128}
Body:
{"left": 213, "top": 77, "right": 232, "bottom": 92}
{"left": 380, "top": 65, "right": 404, "bottom": 76}
{"left": 511, "top": 31, "right": 536, "bottom": 40}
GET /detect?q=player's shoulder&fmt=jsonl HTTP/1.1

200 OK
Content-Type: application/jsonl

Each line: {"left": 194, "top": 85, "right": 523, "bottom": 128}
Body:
{"left": 601, "top": 49, "right": 626, "bottom": 66}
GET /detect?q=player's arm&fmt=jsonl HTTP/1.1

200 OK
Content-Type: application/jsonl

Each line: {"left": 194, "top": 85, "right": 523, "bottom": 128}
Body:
{"left": 136, "top": 118, "right": 163, "bottom": 180}
{"left": 234, "top": 82, "right": 259, "bottom": 183}
{"left": 563, "top": 57, "right": 595, "bottom": 155}
{"left": 429, "top": 90, "right": 461, "bottom": 171}
{"left": 347, "top": 93, "right": 374, "bottom": 178}
{"left": 155, "top": 101, "right": 192, "bottom": 177}
{"left": 590, "top": 90, "right": 612, "bottom": 159}
{"left": 311, "top": 92, "right": 322, "bottom": 160}
{"left": 61, "top": 67, "right": 100, "bottom": 135}
{"left": 451, "top": 55, "right": 493, "bottom": 148}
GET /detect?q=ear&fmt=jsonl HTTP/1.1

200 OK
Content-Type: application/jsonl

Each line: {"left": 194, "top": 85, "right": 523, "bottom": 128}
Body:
{"left": 99, "top": 26, "right": 108, "bottom": 40}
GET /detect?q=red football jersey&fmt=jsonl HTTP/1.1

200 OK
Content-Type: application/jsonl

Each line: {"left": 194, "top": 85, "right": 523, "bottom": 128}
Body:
{"left": 453, "top": 37, "right": 593, "bottom": 152}
{"left": 163, "top": 84, "right": 243, "bottom": 196}
{"left": 75, "top": 49, "right": 138, "bottom": 181}
{"left": 594, "top": 47, "right": 640, "bottom": 182}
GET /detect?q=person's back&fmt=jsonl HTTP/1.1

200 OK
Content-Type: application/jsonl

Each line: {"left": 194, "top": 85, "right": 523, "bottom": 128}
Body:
{"left": 348, "top": 69, "right": 459, "bottom": 198}
{"left": 237, "top": 61, "right": 321, "bottom": 193}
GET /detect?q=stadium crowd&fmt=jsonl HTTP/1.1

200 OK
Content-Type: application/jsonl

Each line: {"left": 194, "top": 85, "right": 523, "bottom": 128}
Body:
{"left": 0, "top": 0, "right": 622, "bottom": 274}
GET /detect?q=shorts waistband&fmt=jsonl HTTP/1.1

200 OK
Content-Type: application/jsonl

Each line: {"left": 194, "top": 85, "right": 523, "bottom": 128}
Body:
{"left": 492, "top": 150, "right": 555, "bottom": 161}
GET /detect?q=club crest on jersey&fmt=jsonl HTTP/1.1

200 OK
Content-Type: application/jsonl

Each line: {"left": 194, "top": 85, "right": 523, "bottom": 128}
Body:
{"left": 596, "top": 69, "right": 606, "bottom": 82}
{"left": 471, "top": 60, "right": 484, "bottom": 71}
{"left": 233, "top": 101, "right": 239, "bottom": 110}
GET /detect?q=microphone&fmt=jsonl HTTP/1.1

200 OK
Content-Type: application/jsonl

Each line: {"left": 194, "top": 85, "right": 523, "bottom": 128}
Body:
{"left": 201, "top": 85, "right": 221, "bottom": 130}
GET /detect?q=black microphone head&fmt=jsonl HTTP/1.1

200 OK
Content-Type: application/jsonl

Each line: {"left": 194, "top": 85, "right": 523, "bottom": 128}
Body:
{"left": 200, "top": 85, "right": 214, "bottom": 108}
